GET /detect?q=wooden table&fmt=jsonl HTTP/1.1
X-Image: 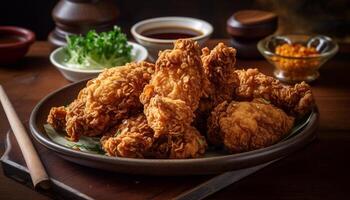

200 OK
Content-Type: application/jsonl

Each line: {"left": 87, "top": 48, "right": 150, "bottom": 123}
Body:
{"left": 0, "top": 40, "right": 349, "bottom": 200}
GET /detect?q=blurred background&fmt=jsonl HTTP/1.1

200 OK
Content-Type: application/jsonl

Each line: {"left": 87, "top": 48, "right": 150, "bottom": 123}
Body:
{"left": 0, "top": 0, "right": 349, "bottom": 41}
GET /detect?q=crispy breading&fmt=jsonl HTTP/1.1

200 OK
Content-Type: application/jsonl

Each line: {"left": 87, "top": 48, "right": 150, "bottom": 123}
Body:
{"left": 101, "top": 114, "right": 154, "bottom": 158}
{"left": 143, "top": 96, "right": 194, "bottom": 135}
{"left": 101, "top": 114, "right": 207, "bottom": 158}
{"left": 47, "top": 39, "right": 317, "bottom": 159}
{"left": 140, "top": 39, "right": 206, "bottom": 137}
{"left": 47, "top": 106, "right": 66, "bottom": 130}
{"left": 152, "top": 126, "right": 207, "bottom": 159}
{"left": 195, "top": 43, "right": 238, "bottom": 133}
{"left": 47, "top": 61, "right": 155, "bottom": 141}
{"left": 200, "top": 43, "right": 238, "bottom": 111}
{"left": 235, "top": 68, "right": 315, "bottom": 117}
{"left": 208, "top": 99, "right": 294, "bottom": 153}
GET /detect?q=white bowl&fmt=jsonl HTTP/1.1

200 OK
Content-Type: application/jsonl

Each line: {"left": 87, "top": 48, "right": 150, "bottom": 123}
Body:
{"left": 50, "top": 41, "right": 148, "bottom": 82}
{"left": 131, "top": 17, "right": 213, "bottom": 61}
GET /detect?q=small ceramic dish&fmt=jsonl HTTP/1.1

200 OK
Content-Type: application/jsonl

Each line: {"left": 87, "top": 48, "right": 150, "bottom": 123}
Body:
{"left": 131, "top": 17, "right": 213, "bottom": 61}
{"left": 50, "top": 41, "right": 148, "bottom": 82}
{"left": 0, "top": 26, "right": 35, "bottom": 65}
{"left": 258, "top": 34, "right": 338, "bottom": 83}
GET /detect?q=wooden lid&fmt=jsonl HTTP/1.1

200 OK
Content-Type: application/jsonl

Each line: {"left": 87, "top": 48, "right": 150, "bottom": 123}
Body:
{"left": 49, "top": 0, "right": 119, "bottom": 46}
{"left": 227, "top": 10, "right": 278, "bottom": 38}
{"left": 233, "top": 10, "right": 277, "bottom": 26}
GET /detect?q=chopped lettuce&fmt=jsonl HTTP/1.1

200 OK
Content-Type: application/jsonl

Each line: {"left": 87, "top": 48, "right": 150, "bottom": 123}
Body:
{"left": 64, "top": 26, "right": 132, "bottom": 69}
{"left": 44, "top": 124, "right": 105, "bottom": 154}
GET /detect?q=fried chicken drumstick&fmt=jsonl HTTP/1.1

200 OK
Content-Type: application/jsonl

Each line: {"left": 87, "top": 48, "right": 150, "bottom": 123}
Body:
{"left": 101, "top": 113, "right": 207, "bottom": 158}
{"left": 100, "top": 113, "right": 154, "bottom": 158}
{"left": 140, "top": 39, "right": 207, "bottom": 137}
{"left": 194, "top": 43, "right": 238, "bottom": 133}
{"left": 200, "top": 43, "right": 238, "bottom": 112}
{"left": 208, "top": 99, "right": 294, "bottom": 153}
{"left": 234, "top": 69, "right": 315, "bottom": 117}
{"left": 47, "top": 61, "right": 155, "bottom": 141}
{"left": 137, "top": 39, "right": 208, "bottom": 158}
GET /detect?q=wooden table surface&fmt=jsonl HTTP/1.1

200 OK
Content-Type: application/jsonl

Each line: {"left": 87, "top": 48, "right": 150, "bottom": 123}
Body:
{"left": 0, "top": 40, "right": 349, "bottom": 200}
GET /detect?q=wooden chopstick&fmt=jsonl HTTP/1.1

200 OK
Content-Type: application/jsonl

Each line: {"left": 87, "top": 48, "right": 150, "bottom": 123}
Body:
{"left": 0, "top": 85, "right": 50, "bottom": 190}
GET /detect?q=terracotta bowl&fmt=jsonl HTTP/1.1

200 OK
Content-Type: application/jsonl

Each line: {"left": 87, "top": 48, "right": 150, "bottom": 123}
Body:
{"left": 0, "top": 26, "right": 35, "bottom": 65}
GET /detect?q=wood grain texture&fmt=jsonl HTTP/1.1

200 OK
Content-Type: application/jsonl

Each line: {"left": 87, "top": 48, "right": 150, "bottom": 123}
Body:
{"left": 0, "top": 41, "right": 350, "bottom": 199}
{"left": 0, "top": 85, "right": 50, "bottom": 189}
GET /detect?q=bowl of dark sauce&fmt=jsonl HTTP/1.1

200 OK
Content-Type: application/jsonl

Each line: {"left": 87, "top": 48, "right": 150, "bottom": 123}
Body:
{"left": 0, "top": 26, "right": 35, "bottom": 65}
{"left": 141, "top": 26, "right": 202, "bottom": 40}
{"left": 131, "top": 17, "right": 213, "bottom": 61}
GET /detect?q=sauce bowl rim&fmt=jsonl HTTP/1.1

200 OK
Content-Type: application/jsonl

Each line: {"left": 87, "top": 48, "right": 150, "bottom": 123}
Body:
{"left": 131, "top": 16, "right": 213, "bottom": 44}
{"left": 0, "top": 26, "right": 35, "bottom": 48}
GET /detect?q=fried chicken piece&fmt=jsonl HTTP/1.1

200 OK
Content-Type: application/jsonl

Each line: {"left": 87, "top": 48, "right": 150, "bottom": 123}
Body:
{"left": 47, "top": 106, "right": 67, "bottom": 130}
{"left": 101, "top": 114, "right": 207, "bottom": 158}
{"left": 101, "top": 114, "right": 154, "bottom": 158}
{"left": 208, "top": 99, "right": 294, "bottom": 153}
{"left": 152, "top": 126, "right": 207, "bottom": 159}
{"left": 47, "top": 61, "right": 155, "bottom": 141}
{"left": 235, "top": 68, "right": 315, "bottom": 117}
{"left": 140, "top": 39, "right": 206, "bottom": 137}
{"left": 200, "top": 43, "right": 238, "bottom": 111}
{"left": 143, "top": 96, "right": 194, "bottom": 135}
{"left": 194, "top": 43, "right": 238, "bottom": 133}
{"left": 103, "top": 41, "right": 209, "bottom": 158}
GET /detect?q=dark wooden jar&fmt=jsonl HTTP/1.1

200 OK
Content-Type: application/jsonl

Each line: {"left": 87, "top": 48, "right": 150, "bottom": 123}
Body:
{"left": 48, "top": 0, "right": 119, "bottom": 46}
{"left": 227, "top": 10, "right": 278, "bottom": 58}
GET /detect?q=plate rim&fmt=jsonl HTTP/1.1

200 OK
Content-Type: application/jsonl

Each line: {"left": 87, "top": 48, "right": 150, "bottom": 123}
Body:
{"left": 29, "top": 79, "right": 319, "bottom": 172}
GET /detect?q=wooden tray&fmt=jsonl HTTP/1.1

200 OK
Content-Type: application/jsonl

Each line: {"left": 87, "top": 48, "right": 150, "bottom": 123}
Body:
{"left": 1, "top": 128, "right": 282, "bottom": 200}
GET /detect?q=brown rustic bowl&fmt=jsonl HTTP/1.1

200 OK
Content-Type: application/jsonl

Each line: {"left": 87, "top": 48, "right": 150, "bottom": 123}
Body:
{"left": 0, "top": 26, "right": 35, "bottom": 65}
{"left": 30, "top": 80, "right": 319, "bottom": 175}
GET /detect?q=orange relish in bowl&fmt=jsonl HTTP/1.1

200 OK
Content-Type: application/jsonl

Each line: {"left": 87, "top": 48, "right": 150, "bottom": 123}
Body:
{"left": 272, "top": 43, "right": 321, "bottom": 80}
{"left": 275, "top": 43, "right": 319, "bottom": 58}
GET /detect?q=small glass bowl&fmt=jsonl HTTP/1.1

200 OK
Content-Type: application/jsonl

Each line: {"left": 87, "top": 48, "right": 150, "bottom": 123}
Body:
{"left": 257, "top": 34, "right": 338, "bottom": 83}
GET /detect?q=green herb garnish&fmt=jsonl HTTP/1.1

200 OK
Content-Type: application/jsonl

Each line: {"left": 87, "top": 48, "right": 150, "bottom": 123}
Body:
{"left": 258, "top": 98, "right": 271, "bottom": 104}
{"left": 114, "top": 130, "right": 121, "bottom": 137}
{"left": 69, "top": 144, "right": 105, "bottom": 155}
{"left": 64, "top": 26, "right": 132, "bottom": 69}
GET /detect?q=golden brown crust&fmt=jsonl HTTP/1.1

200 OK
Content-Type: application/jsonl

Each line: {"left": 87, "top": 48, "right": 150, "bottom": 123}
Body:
{"left": 152, "top": 126, "right": 207, "bottom": 159}
{"left": 101, "top": 114, "right": 154, "bottom": 158}
{"left": 195, "top": 43, "right": 238, "bottom": 133}
{"left": 47, "top": 106, "right": 67, "bottom": 130}
{"left": 48, "top": 61, "right": 155, "bottom": 141}
{"left": 208, "top": 100, "right": 294, "bottom": 153}
{"left": 234, "top": 68, "right": 315, "bottom": 117}
{"left": 138, "top": 39, "right": 208, "bottom": 158}
{"left": 200, "top": 43, "right": 238, "bottom": 110}
{"left": 47, "top": 40, "right": 316, "bottom": 159}
{"left": 140, "top": 39, "right": 206, "bottom": 137}
{"left": 101, "top": 114, "right": 207, "bottom": 158}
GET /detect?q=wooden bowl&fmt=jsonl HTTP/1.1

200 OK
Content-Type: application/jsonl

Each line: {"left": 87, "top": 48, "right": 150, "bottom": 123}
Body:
{"left": 0, "top": 26, "right": 35, "bottom": 65}
{"left": 29, "top": 80, "right": 319, "bottom": 175}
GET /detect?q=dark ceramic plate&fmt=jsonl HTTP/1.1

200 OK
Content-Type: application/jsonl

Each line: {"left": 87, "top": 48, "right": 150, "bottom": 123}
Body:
{"left": 30, "top": 80, "right": 319, "bottom": 175}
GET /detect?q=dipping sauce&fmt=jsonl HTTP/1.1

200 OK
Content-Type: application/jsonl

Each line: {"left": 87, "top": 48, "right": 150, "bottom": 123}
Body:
{"left": 141, "top": 27, "right": 202, "bottom": 40}
{"left": 0, "top": 35, "right": 24, "bottom": 45}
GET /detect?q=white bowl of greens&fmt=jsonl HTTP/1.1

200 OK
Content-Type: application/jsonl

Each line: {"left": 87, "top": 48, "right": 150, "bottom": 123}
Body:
{"left": 50, "top": 27, "right": 148, "bottom": 82}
